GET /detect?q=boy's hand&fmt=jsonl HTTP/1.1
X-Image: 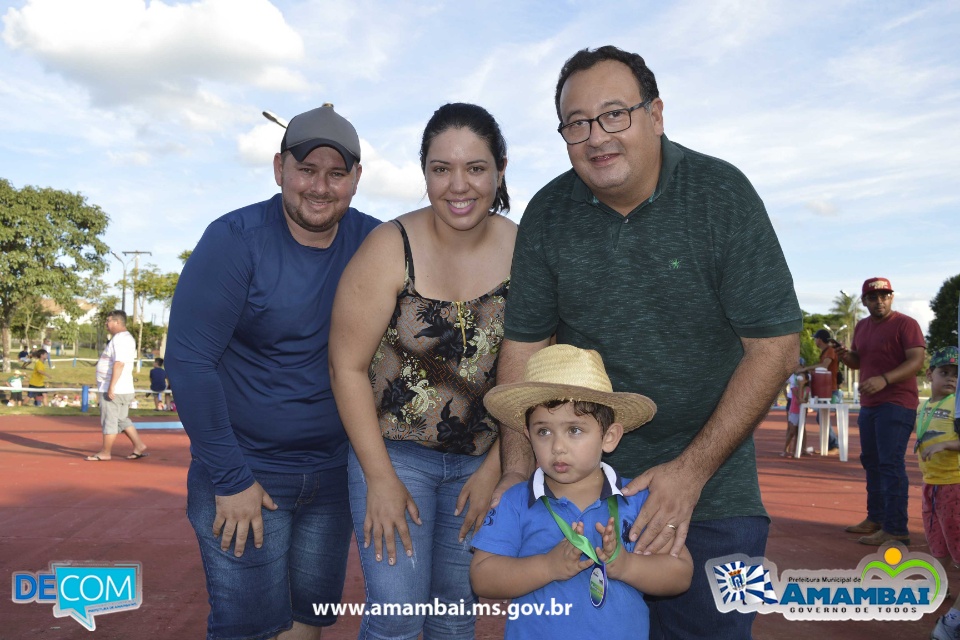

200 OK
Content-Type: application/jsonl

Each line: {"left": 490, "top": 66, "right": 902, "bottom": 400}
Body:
{"left": 594, "top": 517, "right": 622, "bottom": 577}
{"left": 921, "top": 441, "right": 950, "bottom": 460}
{"left": 546, "top": 521, "right": 593, "bottom": 581}
{"left": 595, "top": 517, "right": 619, "bottom": 560}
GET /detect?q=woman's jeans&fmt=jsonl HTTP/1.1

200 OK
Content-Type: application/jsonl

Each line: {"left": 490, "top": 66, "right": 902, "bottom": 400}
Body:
{"left": 348, "top": 440, "right": 484, "bottom": 640}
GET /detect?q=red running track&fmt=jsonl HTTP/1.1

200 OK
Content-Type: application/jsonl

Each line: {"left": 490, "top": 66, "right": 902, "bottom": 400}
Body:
{"left": 0, "top": 411, "right": 954, "bottom": 639}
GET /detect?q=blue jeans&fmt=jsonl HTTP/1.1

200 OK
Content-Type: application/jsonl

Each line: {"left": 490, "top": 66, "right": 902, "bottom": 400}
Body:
{"left": 348, "top": 440, "right": 484, "bottom": 640}
{"left": 858, "top": 403, "right": 916, "bottom": 535}
{"left": 187, "top": 459, "right": 352, "bottom": 640}
{"left": 647, "top": 516, "right": 769, "bottom": 640}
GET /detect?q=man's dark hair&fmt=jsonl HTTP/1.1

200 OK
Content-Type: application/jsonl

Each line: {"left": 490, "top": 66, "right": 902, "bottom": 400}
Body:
{"left": 524, "top": 399, "right": 616, "bottom": 433}
{"left": 419, "top": 102, "right": 510, "bottom": 215}
{"left": 812, "top": 329, "right": 831, "bottom": 343}
{"left": 554, "top": 45, "right": 659, "bottom": 121}
{"left": 154, "top": 357, "right": 164, "bottom": 366}
{"left": 107, "top": 309, "right": 127, "bottom": 324}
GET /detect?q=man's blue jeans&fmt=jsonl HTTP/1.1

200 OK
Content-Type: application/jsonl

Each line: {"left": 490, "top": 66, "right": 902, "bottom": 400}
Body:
{"left": 186, "top": 460, "right": 352, "bottom": 640}
{"left": 857, "top": 403, "right": 916, "bottom": 535}
{"left": 647, "top": 516, "right": 769, "bottom": 639}
{"left": 348, "top": 440, "right": 484, "bottom": 640}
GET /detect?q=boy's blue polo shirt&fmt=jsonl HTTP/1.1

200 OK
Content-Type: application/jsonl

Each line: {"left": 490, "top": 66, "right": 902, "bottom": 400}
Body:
{"left": 472, "top": 463, "right": 650, "bottom": 639}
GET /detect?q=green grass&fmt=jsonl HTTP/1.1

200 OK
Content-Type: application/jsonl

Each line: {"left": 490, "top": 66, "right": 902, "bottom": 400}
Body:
{"left": 2, "top": 356, "right": 173, "bottom": 416}
{"left": 4, "top": 357, "right": 159, "bottom": 388}
{"left": 0, "top": 404, "right": 178, "bottom": 418}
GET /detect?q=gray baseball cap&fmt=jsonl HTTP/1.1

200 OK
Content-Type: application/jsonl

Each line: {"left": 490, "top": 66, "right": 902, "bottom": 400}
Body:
{"left": 280, "top": 103, "right": 361, "bottom": 171}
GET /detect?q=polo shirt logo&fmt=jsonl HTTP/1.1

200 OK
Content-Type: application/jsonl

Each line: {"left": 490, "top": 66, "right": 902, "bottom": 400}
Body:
{"left": 483, "top": 507, "right": 496, "bottom": 527}
{"left": 669, "top": 258, "right": 681, "bottom": 269}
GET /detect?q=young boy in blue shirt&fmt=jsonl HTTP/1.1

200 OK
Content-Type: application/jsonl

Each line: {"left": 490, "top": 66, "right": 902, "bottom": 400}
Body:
{"left": 471, "top": 345, "right": 693, "bottom": 639}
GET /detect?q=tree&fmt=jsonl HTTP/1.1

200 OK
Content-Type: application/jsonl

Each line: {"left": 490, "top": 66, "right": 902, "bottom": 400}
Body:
{"left": 81, "top": 276, "right": 118, "bottom": 353}
{"left": 828, "top": 291, "right": 864, "bottom": 346}
{"left": 9, "top": 296, "right": 51, "bottom": 347}
{"left": 0, "top": 179, "right": 109, "bottom": 371}
{"left": 927, "top": 274, "right": 960, "bottom": 350}
{"left": 129, "top": 264, "right": 180, "bottom": 367}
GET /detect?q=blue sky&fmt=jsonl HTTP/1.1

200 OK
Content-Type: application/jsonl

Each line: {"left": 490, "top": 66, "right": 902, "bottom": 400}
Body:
{"left": 1, "top": 0, "right": 957, "bottom": 333}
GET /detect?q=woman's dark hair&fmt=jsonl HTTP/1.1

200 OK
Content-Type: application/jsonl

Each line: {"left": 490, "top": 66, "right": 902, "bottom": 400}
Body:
{"left": 554, "top": 45, "right": 659, "bottom": 122}
{"left": 419, "top": 102, "right": 510, "bottom": 215}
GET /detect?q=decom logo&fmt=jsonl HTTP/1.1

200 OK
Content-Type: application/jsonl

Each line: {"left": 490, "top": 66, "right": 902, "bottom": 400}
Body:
{"left": 12, "top": 561, "right": 142, "bottom": 630}
{"left": 707, "top": 544, "right": 947, "bottom": 621}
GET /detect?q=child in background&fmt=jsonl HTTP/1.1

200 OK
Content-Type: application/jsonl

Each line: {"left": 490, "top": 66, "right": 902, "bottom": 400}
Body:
{"left": 27, "top": 349, "right": 52, "bottom": 407}
{"left": 6, "top": 371, "right": 24, "bottom": 406}
{"left": 149, "top": 358, "right": 167, "bottom": 410}
{"left": 915, "top": 346, "right": 960, "bottom": 640}
{"left": 783, "top": 370, "right": 809, "bottom": 457}
{"left": 471, "top": 345, "right": 692, "bottom": 640}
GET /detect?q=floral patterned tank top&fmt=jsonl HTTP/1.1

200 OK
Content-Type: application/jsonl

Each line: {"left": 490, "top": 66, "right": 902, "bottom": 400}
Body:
{"left": 369, "top": 220, "right": 508, "bottom": 455}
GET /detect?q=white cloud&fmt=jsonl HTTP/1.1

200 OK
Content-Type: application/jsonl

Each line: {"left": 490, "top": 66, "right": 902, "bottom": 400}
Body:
{"left": 804, "top": 199, "right": 838, "bottom": 216}
{"left": 236, "top": 122, "right": 284, "bottom": 166}
{"left": 356, "top": 138, "right": 425, "bottom": 203}
{"left": 2, "top": 0, "right": 305, "bottom": 111}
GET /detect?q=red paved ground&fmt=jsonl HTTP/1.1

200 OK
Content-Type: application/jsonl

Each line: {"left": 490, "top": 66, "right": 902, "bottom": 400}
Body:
{"left": 0, "top": 411, "right": 955, "bottom": 639}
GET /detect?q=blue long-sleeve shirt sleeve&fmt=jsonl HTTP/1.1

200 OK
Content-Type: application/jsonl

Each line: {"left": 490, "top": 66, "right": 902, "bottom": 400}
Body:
{"left": 166, "top": 195, "right": 379, "bottom": 495}
{"left": 166, "top": 216, "right": 257, "bottom": 495}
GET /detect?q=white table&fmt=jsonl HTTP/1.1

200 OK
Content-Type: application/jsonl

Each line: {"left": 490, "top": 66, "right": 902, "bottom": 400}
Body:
{"left": 794, "top": 400, "right": 860, "bottom": 462}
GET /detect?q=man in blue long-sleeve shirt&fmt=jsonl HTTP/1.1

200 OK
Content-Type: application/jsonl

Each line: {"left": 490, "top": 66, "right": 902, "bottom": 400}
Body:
{"left": 166, "top": 104, "right": 379, "bottom": 640}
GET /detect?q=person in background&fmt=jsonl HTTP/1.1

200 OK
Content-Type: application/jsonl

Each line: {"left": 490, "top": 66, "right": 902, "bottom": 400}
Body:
{"left": 798, "top": 328, "right": 841, "bottom": 454}
{"left": 913, "top": 346, "right": 960, "bottom": 640}
{"left": 150, "top": 357, "right": 167, "bottom": 410}
{"left": 86, "top": 310, "right": 148, "bottom": 461}
{"left": 836, "top": 277, "right": 925, "bottom": 545}
{"left": 6, "top": 370, "right": 24, "bottom": 407}
{"left": 782, "top": 369, "right": 808, "bottom": 458}
{"left": 27, "top": 349, "right": 52, "bottom": 407}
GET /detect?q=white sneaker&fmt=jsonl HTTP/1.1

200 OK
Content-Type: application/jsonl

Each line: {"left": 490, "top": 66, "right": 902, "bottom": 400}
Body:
{"left": 932, "top": 616, "right": 960, "bottom": 640}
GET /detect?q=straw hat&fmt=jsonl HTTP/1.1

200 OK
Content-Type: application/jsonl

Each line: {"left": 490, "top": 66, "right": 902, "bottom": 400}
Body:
{"left": 484, "top": 344, "right": 656, "bottom": 433}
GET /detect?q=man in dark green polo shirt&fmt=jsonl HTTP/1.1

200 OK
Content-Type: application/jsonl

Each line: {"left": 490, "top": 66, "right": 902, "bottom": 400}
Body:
{"left": 494, "top": 45, "right": 801, "bottom": 639}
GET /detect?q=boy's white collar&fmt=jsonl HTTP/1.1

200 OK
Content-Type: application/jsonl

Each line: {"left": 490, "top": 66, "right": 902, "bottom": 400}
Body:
{"left": 528, "top": 462, "right": 624, "bottom": 506}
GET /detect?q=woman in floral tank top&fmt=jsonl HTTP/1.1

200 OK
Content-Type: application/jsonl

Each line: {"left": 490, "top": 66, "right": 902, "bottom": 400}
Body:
{"left": 331, "top": 103, "right": 515, "bottom": 639}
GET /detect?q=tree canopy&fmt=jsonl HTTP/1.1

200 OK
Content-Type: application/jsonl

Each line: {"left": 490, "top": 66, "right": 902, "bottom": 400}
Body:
{"left": 828, "top": 291, "right": 863, "bottom": 345}
{"left": 927, "top": 273, "right": 960, "bottom": 350}
{"left": 0, "top": 179, "right": 109, "bottom": 370}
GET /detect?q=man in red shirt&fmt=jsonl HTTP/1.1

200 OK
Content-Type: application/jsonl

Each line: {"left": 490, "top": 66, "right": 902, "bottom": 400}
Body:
{"left": 836, "top": 277, "right": 925, "bottom": 545}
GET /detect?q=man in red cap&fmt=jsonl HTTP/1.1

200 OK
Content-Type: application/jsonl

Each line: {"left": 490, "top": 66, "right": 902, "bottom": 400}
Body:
{"left": 836, "top": 277, "right": 925, "bottom": 545}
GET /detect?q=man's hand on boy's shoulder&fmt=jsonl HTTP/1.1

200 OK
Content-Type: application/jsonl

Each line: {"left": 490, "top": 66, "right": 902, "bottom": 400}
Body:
{"left": 621, "top": 459, "right": 703, "bottom": 558}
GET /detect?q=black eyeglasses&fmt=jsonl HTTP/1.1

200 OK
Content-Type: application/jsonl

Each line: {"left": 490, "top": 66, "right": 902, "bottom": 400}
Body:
{"left": 557, "top": 100, "right": 652, "bottom": 144}
{"left": 863, "top": 292, "right": 893, "bottom": 302}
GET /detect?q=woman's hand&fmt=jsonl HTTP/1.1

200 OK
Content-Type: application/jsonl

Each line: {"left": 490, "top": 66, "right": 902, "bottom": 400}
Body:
{"left": 455, "top": 446, "right": 501, "bottom": 542}
{"left": 363, "top": 474, "right": 421, "bottom": 566}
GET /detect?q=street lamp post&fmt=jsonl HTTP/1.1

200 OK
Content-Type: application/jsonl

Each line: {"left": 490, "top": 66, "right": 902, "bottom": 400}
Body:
{"left": 262, "top": 111, "right": 288, "bottom": 128}
{"left": 110, "top": 251, "right": 129, "bottom": 313}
